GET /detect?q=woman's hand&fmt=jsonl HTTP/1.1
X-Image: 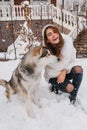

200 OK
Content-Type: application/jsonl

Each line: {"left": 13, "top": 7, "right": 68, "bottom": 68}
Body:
{"left": 57, "top": 70, "right": 67, "bottom": 84}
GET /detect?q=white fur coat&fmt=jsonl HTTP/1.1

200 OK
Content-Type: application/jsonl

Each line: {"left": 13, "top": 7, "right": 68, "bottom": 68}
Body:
{"left": 44, "top": 34, "right": 76, "bottom": 82}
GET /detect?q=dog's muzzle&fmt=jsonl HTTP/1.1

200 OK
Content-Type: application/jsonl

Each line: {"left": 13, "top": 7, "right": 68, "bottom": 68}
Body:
{"left": 39, "top": 47, "right": 51, "bottom": 58}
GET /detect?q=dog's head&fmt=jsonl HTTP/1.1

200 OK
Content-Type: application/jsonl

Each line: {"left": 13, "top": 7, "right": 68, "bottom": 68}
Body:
{"left": 29, "top": 44, "right": 57, "bottom": 67}
{"left": 32, "top": 44, "right": 50, "bottom": 58}
{"left": 21, "top": 44, "right": 57, "bottom": 75}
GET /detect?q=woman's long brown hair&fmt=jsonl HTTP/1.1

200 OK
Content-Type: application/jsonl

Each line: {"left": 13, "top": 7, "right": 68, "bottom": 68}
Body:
{"left": 44, "top": 26, "right": 64, "bottom": 58}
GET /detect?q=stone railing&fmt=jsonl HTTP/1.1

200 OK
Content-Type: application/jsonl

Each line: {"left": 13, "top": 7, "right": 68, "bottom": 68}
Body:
{"left": 52, "top": 6, "right": 77, "bottom": 31}
{"left": 0, "top": 5, "right": 24, "bottom": 21}
{"left": 0, "top": 4, "right": 77, "bottom": 31}
{"left": 69, "top": 17, "right": 87, "bottom": 40}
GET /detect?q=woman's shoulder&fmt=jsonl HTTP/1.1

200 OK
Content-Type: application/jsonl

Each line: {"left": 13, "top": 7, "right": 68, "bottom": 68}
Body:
{"left": 61, "top": 33, "right": 73, "bottom": 42}
{"left": 61, "top": 33, "right": 74, "bottom": 47}
{"left": 60, "top": 34, "right": 76, "bottom": 58}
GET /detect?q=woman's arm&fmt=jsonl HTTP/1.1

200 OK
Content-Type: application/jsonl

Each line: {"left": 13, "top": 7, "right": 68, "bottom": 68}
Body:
{"left": 57, "top": 69, "right": 67, "bottom": 83}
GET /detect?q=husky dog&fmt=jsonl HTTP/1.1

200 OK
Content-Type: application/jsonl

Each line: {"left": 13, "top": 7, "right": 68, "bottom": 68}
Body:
{"left": 0, "top": 44, "right": 57, "bottom": 117}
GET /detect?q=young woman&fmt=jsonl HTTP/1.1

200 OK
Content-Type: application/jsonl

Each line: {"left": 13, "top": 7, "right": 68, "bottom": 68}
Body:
{"left": 42, "top": 24, "right": 83, "bottom": 104}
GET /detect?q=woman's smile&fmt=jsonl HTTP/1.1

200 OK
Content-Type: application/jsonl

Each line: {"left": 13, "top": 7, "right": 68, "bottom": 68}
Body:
{"left": 52, "top": 37, "right": 59, "bottom": 42}
{"left": 46, "top": 28, "right": 59, "bottom": 44}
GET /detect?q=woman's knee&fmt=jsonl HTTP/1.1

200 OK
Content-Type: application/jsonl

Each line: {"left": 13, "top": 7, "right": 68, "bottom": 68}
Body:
{"left": 65, "top": 84, "right": 74, "bottom": 93}
{"left": 73, "top": 66, "right": 83, "bottom": 73}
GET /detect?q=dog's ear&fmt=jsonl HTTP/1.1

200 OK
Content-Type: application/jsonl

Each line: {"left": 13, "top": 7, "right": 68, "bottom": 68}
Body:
{"left": 32, "top": 44, "right": 43, "bottom": 56}
{"left": 38, "top": 43, "right": 42, "bottom": 48}
{"left": 37, "top": 43, "right": 43, "bottom": 55}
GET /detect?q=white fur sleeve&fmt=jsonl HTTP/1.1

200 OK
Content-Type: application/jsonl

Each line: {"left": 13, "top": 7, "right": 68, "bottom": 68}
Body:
{"left": 58, "top": 34, "right": 76, "bottom": 72}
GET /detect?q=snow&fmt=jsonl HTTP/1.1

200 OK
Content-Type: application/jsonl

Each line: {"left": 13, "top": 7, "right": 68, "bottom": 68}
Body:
{"left": 21, "top": 0, "right": 30, "bottom": 6}
{"left": 0, "top": 56, "right": 87, "bottom": 130}
{"left": 0, "top": 24, "right": 87, "bottom": 129}
{"left": 6, "top": 22, "right": 40, "bottom": 60}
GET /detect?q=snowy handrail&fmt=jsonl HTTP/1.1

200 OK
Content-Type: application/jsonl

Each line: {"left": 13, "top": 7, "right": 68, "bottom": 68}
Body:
{"left": 0, "top": 4, "right": 77, "bottom": 31}
{"left": 52, "top": 6, "right": 77, "bottom": 31}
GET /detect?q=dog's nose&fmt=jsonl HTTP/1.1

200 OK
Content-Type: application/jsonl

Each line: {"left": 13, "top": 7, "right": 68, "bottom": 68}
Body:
{"left": 47, "top": 50, "right": 51, "bottom": 56}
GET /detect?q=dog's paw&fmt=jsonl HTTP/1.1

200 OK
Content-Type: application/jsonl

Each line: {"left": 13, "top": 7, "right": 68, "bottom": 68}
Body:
{"left": 28, "top": 112, "right": 36, "bottom": 118}
{"left": 6, "top": 98, "right": 11, "bottom": 103}
{"left": 33, "top": 95, "right": 40, "bottom": 105}
{"left": 37, "top": 102, "right": 43, "bottom": 108}
{"left": 27, "top": 109, "right": 36, "bottom": 118}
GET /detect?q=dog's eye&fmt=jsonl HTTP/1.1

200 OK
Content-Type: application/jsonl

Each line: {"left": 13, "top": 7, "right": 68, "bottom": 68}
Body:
{"left": 40, "top": 49, "right": 48, "bottom": 58}
{"left": 42, "top": 51, "right": 48, "bottom": 57}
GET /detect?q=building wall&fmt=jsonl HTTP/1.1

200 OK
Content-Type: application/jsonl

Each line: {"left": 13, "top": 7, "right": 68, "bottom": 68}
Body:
{"left": 0, "top": 0, "right": 57, "bottom": 6}
{"left": 51, "top": 0, "right": 56, "bottom": 6}
{"left": 14, "top": 0, "right": 25, "bottom": 5}
{"left": 14, "top": 0, "right": 57, "bottom": 6}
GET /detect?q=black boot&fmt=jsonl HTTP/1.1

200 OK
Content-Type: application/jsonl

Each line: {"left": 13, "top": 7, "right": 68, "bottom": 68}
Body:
{"left": 69, "top": 88, "right": 77, "bottom": 104}
{"left": 49, "top": 85, "right": 59, "bottom": 94}
{"left": 69, "top": 73, "right": 83, "bottom": 104}
{"left": 54, "top": 85, "right": 59, "bottom": 94}
{"left": 49, "top": 85, "right": 54, "bottom": 92}
{"left": 49, "top": 78, "right": 59, "bottom": 94}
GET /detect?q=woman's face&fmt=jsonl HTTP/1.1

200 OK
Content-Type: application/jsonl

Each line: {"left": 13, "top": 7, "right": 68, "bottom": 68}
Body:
{"left": 45, "top": 28, "right": 60, "bottom": 45}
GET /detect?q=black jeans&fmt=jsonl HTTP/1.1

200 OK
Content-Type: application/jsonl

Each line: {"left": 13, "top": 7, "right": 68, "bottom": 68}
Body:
{"left": 49, "top": 66, "right": 83, "bottom": 93}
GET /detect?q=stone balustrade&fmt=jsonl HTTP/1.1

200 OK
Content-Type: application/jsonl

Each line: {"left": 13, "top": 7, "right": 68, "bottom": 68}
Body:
{"left": 0, "top": 4, "right": 77, "bottom": 31}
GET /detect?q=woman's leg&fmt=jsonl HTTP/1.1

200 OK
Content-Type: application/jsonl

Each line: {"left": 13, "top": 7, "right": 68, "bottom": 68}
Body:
{"left": 68, "top": 66, "right": 83, "bottom": 104}
{"left": 49, "top": 66, "right": 83, "bottom": 104}
{"left": 49, "top": 78, "right": 72, "bottom": 94}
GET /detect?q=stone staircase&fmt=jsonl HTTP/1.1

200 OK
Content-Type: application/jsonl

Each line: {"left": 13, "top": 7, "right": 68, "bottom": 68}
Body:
{"left": 74, "top": 29, "right": 87, "bottom": 58}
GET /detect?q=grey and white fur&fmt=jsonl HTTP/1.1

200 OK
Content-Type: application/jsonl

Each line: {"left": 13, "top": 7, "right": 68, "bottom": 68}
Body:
{"left": 0, "top": 44, "right": 57, "bottom": 117}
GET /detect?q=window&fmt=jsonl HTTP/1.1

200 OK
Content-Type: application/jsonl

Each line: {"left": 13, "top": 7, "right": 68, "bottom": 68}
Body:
{"left": 33, "top": 0, "right": 47, "bottom": 1}
{"left": 0, "top": 0, "right": 10, "bottom": 1}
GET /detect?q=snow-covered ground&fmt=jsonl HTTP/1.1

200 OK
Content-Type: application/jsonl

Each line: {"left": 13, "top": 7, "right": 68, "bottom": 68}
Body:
{"left": 0, "top": 21, "right": 87, "bottom": 129}
{"left": 0, "top": 57, "right": 87, "bottom": 130}
{"left": 0, "top": 1, "right": 86, "bottom": 129}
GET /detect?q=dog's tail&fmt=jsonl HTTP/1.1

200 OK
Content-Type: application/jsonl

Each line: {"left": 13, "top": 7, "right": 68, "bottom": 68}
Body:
{"left": 0, "top": 79, "right": 8, "bottom": 88}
